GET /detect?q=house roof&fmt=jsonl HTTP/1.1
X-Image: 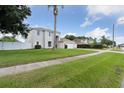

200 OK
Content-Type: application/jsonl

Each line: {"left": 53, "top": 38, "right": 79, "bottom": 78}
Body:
{"left": 73, "top": 39, "right": 83, "bottom": 44}
{"left": 31, "top": 27, "right": 60, "bottom": 34}
{"left": 73, "top": 38, "right": 88, "bottom": 44}
{"left": 118, "top": 43, "right": 124, "bottom": 47}
{"left": 59, "top": 38, "right": 76, "bottom": 44}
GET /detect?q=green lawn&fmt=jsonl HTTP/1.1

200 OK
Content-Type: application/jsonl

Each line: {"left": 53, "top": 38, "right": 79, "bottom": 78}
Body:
{"left": 0, "top": 49, "right": 94, "bottom": 68}
{"left": 0, "top": 52, "right": 124, "bottom": 88}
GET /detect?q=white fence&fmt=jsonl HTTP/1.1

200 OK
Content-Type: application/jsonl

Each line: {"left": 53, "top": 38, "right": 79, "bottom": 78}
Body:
{"left": 0, "top": 42, "right": 33, "bottom": 50}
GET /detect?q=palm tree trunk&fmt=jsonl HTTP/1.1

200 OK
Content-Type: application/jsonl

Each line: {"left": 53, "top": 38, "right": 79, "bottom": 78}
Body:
{"left": 53, "top": 14, "right": 57, "bottom": 49}
{"left": 53, "top": 5, "right": 58, "bottom": 49}
{"left": 112, "top": 24, "right": 115, "bottom": 50}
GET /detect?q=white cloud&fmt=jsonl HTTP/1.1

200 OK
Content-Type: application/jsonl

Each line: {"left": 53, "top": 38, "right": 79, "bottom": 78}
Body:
{"left": 0, "top": 34, "right": 3, "bottom": 39}
{"left": 87, "top": 5, "right": 124, "bottom": 16}
{"left": 85, "top": 27, "right": 110, "bottom": 39}
{"left": 62, "top": 32, "right": 77, "bottom": 37}
{"left": 115, "top": 36, "right": 124, "bottom": 44}
{"left": 66, "top": 32, "right": 77, "bottom": 36}
{"left": 31, "top": 25, "right": 41, "bottom": 28}
{"left": 5, "top": 33, "right": 13, "bottom": 37}
{"left": 23, "top": 19, "right": 28, "bottom": 24}
{"left": 15, "top": 35, "right": 25, "bottom": 42}
{"left": 0, "top": 33, "right": 25, "bottom": 42}
{"left": 0, "top": 33, "right": 13, "bottom": 38}
{"left": 117, "top": 16, "right": 124, "bottom": 25}
{"left": 80, "top": 16, "right": 101, "bottom": 28}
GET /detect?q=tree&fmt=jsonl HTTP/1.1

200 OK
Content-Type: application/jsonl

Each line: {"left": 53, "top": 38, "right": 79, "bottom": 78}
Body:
{"left": 0, "top": 36, "right": 16, "bottom": 42}
{"left": 93, "top": 38, "right": 97, "bottom": 45}
{"left": 77, "top": 36, "right": 86, "bottom": 39}
{"left": 65, "top": 35, "right": 76, "bottom": 40}
{"left": 0, "top": 5, "right": 31, "bottom": 38}
{"left": 100, "top": 36, "right": 116, "bottom": 47}
{"left": 48, "top": 5, "right": 64, "bottom": 49}
{"left": 65, "top": 35, "right": 89, "bottom": 40}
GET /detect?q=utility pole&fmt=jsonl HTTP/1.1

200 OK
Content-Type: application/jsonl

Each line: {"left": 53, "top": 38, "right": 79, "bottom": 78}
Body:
{"left": 112, "top": 24, "right": 115, "bottom": 50}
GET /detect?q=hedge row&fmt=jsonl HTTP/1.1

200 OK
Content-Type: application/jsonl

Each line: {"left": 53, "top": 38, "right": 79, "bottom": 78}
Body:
{"left": 77, "top": 44, "right": 103, "bottom": 49}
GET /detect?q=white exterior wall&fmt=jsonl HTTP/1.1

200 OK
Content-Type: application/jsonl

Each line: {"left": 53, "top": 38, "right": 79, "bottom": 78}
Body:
{"left": 27, "top": 28, "right": 60, "bottom": 48}
{"left": 66, "top": 43, "right": 77, "bottom": 49}
{"left": 44, "top": 31, "right": 53, "bottom": 48}
{"left": 58, "top": 43, "right": 64, "bottom": 48}
{"left": 27, "top": 30, "right": 44, "bottom": 48}
{"left": 66, "top": 44, "right": 77, "bottom": 49}
{"left": 44, "top": 31, "right": 60, "bottom": 48}
{"left": 58, "top": 43, "right": 77, "bottom": 49}
{"left": 0, "top": 42, "right": 32, "bottom": 50}
{"left": 121, "top": 47, "right": 124, "bottom": 51}
{"left": 83, "top": 39, "right": 88, "bottom": 44}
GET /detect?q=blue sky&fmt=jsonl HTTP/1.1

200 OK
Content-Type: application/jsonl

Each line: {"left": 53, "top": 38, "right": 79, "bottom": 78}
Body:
{"left": 25, "top": 5, "right": 124, "bottom": 44}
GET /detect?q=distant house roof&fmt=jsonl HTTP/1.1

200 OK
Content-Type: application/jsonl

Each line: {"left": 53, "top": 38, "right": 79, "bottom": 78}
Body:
{"left": 73, "top": 39, "right": 83, "bottom": 44}
{"left": 31, "top": 27, "right": 60, "bottom": 34}
{"left": 59, "top": 38, "right": 76, "bottom": 44}
{"left": 118, "top": 43, "right": 124, "bottom": 47}
{"left": 73, "top": 38, "right": 88, "bottom": 44}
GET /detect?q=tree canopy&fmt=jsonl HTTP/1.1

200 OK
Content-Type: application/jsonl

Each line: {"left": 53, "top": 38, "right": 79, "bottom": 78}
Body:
{"left": 65, "top": 35, "right": 116, "bottom": 47}
{"left": 0, "top": 5, "right": 31, "bottom": 38}
{"left": 65, "top": 35, "right": 94, "bottom": 41}
{"left": 100, "top": 36, "right": 116, "bottom": 47}
{"left": 65, "top": 35, "right": 76, "bottom": 40}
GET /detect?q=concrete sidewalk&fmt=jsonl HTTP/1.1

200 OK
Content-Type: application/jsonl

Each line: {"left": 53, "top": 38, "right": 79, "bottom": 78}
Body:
{"left": 109, "top": 51, "right": 124, "bottom": 54}
{"left": 0, "top": 51, "right": 104, "bottom": 77}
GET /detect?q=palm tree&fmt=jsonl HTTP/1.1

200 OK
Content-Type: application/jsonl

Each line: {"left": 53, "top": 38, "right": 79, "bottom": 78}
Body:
{"left": 112, "top": 24, "right": 115, "bottom": 50}
{"left": 48, "top": 5, "right": 63, "bottom": 49}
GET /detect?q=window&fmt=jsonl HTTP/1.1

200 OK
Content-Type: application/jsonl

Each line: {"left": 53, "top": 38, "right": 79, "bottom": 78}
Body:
{"left": 36, "top": 41, "right": 39, "bottom": 45}
{"left": 49, "top": 32, "right": 51, "bottom": 36}
{"left": 56, "top": 36, "right": 59, "bottom": 41}
{"left": 37, "top": 31, "right": 40, "bottom": 36}
{"left": 48, "top": 41, "right": 51, "bottom": 47}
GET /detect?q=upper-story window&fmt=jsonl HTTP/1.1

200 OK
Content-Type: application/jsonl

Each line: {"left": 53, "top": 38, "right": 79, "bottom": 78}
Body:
{"left": 49, "top": 32, "right": 51, "bottom": 37}
{"left": 37, "top": 31, "right": 40, "bottom": 36}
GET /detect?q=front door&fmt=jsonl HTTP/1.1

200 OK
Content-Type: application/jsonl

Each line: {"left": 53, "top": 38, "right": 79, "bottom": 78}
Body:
{"left": 65, "top": 45, "right": 67, "bottom": 49}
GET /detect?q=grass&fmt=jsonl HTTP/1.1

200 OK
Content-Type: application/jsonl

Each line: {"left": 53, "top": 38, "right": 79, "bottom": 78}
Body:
{"left": 0, "top": 49, "right": 94, "bottom": 68}
{"left": 0, "top": 52, "right": 124, "bottom": 88}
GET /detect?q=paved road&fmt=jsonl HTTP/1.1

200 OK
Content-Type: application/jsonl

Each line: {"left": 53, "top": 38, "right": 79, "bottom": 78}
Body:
{"left": 0, "top": 51, "right": 105, "bottom": 77}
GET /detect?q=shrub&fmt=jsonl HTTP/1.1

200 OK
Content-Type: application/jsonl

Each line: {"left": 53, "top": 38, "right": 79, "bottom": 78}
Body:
{"left": 77, "top": 44, "right": 103, "bottom": 49}
{"left": 77, "top": 44, "right": 90, "bottom": 48}
{"left": 35, "top": 45, "right": 41, "bottom": 49}
{"left": 92, "top": 44, "right": 103, "bottom": 49}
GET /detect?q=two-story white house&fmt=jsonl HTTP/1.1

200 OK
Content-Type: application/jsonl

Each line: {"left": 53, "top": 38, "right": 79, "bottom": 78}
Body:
{"left": 26, "top": 27, "right": 61, "bottom": 48}
{"left": 0, "top": 27, "right": 77, "bottom": 50}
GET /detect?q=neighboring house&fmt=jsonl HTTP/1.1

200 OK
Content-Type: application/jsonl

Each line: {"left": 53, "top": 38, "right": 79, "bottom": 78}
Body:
{"left": 87, "top": 38, "right": 94, "bottom": 44}
{"left": 118, "top": 43, "right": 124, "bottom": 51}
{"left": 58, "top": 38, "right": 77, "bottom": 49}
{"left": 73, "top": 38, "right": 88, "bottom": 45}
{"left": 26, "top": 27, "right": 61, "bottom": 48}
{"left": 73, "top": 38, "right": 94, "bottom": 45}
